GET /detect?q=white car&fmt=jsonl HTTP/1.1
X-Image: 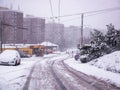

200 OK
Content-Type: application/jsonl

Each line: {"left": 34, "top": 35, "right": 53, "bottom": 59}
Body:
{"left": 0, "top": 50, "right": 21, "bottom": 66}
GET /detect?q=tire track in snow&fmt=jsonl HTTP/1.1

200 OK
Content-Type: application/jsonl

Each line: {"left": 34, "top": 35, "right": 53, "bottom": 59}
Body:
{"left": 62, "top": 60, "right": 120, "bottom": 90}
{"left": 51, "top": 61, "right": 67, "bottom": 90}
{"left": 22, "top": 62, "right": 36, "bottom": 90}
{"left": 22, "top": 54, "right": 67, "bottom": 90}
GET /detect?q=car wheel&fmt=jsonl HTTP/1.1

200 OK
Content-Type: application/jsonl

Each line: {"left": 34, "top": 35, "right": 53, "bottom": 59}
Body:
{"left": 14, "top": 61, "right": 17, "bottom": 66}
{"left": 17, "top": 59, "right": 21, "bottom": 65}
{"left": 80, "top": 58, "right": 87, "bottom": 63}
{"left": 74, "top": 55, "right": 79, "bottom": 60}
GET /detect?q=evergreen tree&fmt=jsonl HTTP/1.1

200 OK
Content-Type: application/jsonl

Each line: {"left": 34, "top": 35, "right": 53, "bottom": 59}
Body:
{"left": 90, "top": 28, "right": 111, "bottom": 59}
{"left": 79, "top": 24, "right": 120, "bottom": 62}
{"left": 90, "top": 29, "right": 105, "bottom": 46}
{"left": 105, "top": 23, "right": 120, "bottom": 50}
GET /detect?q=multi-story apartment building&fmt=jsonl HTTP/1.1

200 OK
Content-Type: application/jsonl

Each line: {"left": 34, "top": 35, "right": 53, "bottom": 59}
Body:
{"left": 45, "top": 22, "right": 65, "bottom": 50}
{"left": 64, "top": 26, "right": 92, "bottom": 49}
{"left": 64, "top": 26, "right": 81, "bottom": 49}
{"left": 23, "top": 15, "right": 45, "bottom": 44}
{"left": 0, "top": 8, "right": 23, "bottom": 44}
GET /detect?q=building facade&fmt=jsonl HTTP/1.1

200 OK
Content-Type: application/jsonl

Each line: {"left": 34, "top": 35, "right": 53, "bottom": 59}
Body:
{"left": 45, "top": 22, "right": 65, "bottom": 50}
{"left": 64, "top": 26, "right": 80, "bottom": 49}
{"left": 23, "top": 16, "right": 45, "bottom": 44}
{"left": 0, "top": 8, "right": 23, "bottom": 44}
{"left": 64, "top": 26, "right": 92, "bottom": 49}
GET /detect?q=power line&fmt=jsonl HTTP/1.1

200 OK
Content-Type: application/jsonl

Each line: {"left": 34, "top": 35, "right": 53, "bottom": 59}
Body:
{"left": 45, "top": 7, "right": 120, "bottom": 21}
{"left": 61, "top": 9, "right": 120, "bottom": 23}
{"left": 78, "top": 7, "right": 120, "bottom": 46}
{"left": 50, "top": 7, "right": 120, "bottom": 22}
{"left": 57, "top": 7, "right": 120, "bottom": 18}
{"left": 85, "top": 8, "right": 120, "bottom": 17}
{"left": 49, "top": 0, "right": 54, "bottom": 21}
{"left": 85, "top": 7, "right": 120, "bottom": 14}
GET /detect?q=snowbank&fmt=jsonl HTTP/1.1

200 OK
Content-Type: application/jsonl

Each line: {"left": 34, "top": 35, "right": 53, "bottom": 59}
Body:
{"left": 89, "top": 51, "right": 120, "bottom": 73}
{"left": 64, "top": 58, "right": 120, "bottom": 87}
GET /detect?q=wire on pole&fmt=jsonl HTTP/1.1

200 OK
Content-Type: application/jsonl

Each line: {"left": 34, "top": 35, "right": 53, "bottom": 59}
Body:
{"left": 53, "top": 7, "right": 120, "bottom": 18}
{"left": 49, "top": 0, "right": 54, "bottom": 22}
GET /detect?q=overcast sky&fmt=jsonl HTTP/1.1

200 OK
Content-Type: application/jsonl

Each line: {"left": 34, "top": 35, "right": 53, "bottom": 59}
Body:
{"left": 0, "top": 0, "right": 120, "bottom": 29}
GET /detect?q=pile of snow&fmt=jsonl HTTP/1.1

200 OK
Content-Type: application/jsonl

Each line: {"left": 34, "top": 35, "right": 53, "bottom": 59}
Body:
{"left": 40, "top": 41, "right": 58, "bottom": 47}
{"left": 66, "top": 48, "right": 79, "bottom": 53}
{"left": 66, "top": 48, "right": 79, "bottom": 57}
{"left": 64, "top": 58, "right": 120, "bottom": 87}
{"left": 89, "top": 51, "right": 120, "bottom": 73}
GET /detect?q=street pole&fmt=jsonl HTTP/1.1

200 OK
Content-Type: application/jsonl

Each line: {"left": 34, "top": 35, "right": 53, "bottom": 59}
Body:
{"left": 81, "top": 13, "right": 84, "bottom": 47}
{"left": 14, "top": 12, "right": 16, "bottom": 45}
{"left": 0, "top": 21, "right": 2, "bottom": 52}
{"left": 58, "top": 0, "right": 60, "bottom": 23}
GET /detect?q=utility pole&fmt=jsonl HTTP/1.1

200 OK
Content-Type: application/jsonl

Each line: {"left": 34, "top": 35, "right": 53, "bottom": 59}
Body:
{"left": 80, "top": 13, "right": 84, "bottom": 46}
{"left": 58, "top": 0, "right": 60, "bottom": 23}
{"left": 14, "top": 12, "right": 16, "bottom": 45}
{"left": 0, "top": 21, "right": 2, "bottom": 52}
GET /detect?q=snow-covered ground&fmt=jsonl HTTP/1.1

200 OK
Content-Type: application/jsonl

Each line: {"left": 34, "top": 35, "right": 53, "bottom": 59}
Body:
{"left": 0, "top": 56, "right": 42, "bottom": 90}
{"left": 0, "top": 53, "right": 63, "bottom": 90}
{"left": 64, "top": 51, "right": 120, "bottom": 87}
{"left": 0, "top": 50, "right": 120, "bottom": 89}
{"left": 89, "top": 51, "right": 120, "bottom": 73}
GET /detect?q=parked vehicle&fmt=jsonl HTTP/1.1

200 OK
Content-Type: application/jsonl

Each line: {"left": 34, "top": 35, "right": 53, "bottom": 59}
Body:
{"left": 18, "top": 51, "right": 31, "bottom": 58}
{"left": 74, "top": 53, "right": 80, "bottom": 60}
{"left": 0, "top": 50, "right": 21, "bottom": 66}
{"left": 79, "top": 45, "right": 91, "bottom": 63}
{"left": 2, "top": 44, "right": 45, "bottom": 57}
{"left": 76, "top": 44, "right": 103, "bottom": 63}
{"left": 74, "top": 44, "right": 92, "bottom": 63}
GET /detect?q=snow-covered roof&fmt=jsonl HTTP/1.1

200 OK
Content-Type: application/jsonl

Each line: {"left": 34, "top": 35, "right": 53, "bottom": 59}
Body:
{"left": 40, "top": 41, "right": 58, "bottom": 47}
{"left": 2, "top": 44, "right": 41, "bottom": 48}
{"left": 0, "top": 9, "right": 23, "bottom": 13}
{"left": 2, "top": 44, "right": 28, "bottom": 48}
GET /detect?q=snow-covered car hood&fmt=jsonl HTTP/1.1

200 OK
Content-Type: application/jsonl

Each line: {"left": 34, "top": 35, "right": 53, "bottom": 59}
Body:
{"left": 0, "top": 52, "right": 16, "bottom": 60}
{"left": 0, "top": 56, "right": 15, "bottom": 62}
{"left": 0, "top": 58, "right": 10, "bottom": 62}
{"left": 0, "top": 57, "right": 14, "bottom": 62}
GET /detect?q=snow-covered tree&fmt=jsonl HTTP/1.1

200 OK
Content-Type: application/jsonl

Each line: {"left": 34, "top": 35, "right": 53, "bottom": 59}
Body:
{"left": 90, "top": 29, "right": 105, "bottom": 46}
{"left": 105, "top": 23, "right": 120, "bottom": 51}
{"left": 88, "top": 28, "right": 112, "bottom": 60}
{"left": 78, "top": 24, "right": 120, "bottom": 63}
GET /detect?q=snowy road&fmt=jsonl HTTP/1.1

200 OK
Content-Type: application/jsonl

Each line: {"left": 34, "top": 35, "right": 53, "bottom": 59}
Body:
{"left": 0, "top": 53, "right": 120, "bottom": 90}
{"left": 22, "top": 54, "right": 119, "bottom": 90}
